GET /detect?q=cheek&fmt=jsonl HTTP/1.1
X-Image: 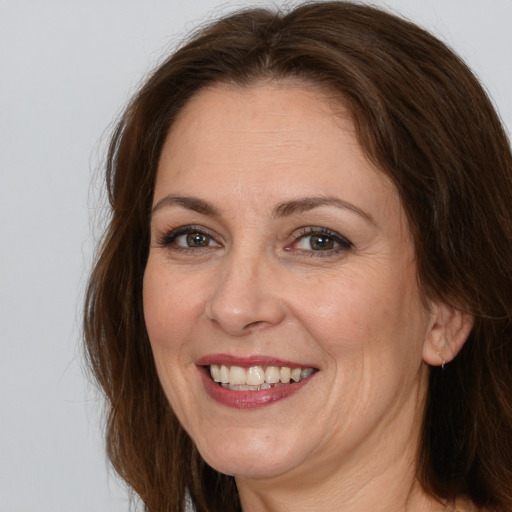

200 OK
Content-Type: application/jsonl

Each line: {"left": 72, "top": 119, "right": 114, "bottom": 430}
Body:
{"left": 292, "top": 262, "right": 428, "bottom": 368}
{"left": 296, "top": 266, "right": 428, "bottom": 431}
{"left": 142, "top": 262, "right": 204, "bottom": 424}
{"left": 142, "top": 261, "right": 205, "bottom": 349}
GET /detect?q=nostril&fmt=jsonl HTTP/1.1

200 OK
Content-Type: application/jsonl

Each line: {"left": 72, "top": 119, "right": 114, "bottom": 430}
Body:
{"left": 244, "top": 320, "right": 266, "bottom": 330}
{"left": 208, "top": 317, "right": 268, "bottom": 336}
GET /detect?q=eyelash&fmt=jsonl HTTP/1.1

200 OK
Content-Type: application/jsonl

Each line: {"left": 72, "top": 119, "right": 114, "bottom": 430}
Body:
{"left": 157, "top": 225, "right": 219, "bottom": 252}
{"left": 156, "top": 225, "right": 353, "bottom": 256}
{"left": 289, "top": 226, "right": 353, "bottom": 257}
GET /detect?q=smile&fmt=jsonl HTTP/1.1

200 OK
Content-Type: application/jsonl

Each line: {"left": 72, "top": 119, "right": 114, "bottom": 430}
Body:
{"left": 209, "top": 365, "right": 316, "bottom": 391}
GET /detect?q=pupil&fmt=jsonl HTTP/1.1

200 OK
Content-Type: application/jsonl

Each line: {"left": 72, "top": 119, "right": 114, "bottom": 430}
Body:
{"left": 310, "top": 235, "right": 333, "bottom": 250}
{"left": 187, "top": 233, "right": 208, "bottom": 247}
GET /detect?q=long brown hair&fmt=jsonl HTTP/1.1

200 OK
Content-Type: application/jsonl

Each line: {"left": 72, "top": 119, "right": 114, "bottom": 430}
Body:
{"left": 84, "top": 2, "right": 512, "bottom": 511}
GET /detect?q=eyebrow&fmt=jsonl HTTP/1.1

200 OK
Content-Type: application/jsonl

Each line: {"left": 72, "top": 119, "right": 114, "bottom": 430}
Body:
{"left": 151, "top": 195, "right": 220, "bottom": 217}
{"left": 273, "top": 196, "right": 376, "bottom": 225}
{"left": 151, "top": 194, "right": 375, "bottom": 225}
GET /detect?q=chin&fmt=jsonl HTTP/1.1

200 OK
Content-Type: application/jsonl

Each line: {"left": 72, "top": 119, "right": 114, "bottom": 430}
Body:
{"left": 192, "top": 426, "right": 307, "bottom": 479}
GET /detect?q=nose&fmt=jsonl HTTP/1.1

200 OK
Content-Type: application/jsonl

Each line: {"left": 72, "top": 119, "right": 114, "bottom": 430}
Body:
{"left": 205, "top": 250, "right": 286, "bottom": 336}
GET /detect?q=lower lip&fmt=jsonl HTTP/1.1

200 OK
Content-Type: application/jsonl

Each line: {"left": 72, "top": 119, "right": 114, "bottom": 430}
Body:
{"left": 198, "top": 367, "right": 315, "bottom": 409}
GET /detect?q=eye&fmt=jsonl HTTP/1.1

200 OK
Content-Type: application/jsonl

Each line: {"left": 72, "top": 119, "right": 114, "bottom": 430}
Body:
{"left": 296, "top": 233, "right": 337, "bottom": 251}
{"left": 177, "top": 231, "right": 213, "bottom": 248}
{"left": 158, "top": 226, "right": 220, "bottom": 250}
{"left": 290, "top": 227, "right": 352, "bottom": 255}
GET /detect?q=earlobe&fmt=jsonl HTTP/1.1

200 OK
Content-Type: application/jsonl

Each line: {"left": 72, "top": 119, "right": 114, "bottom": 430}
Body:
{"left": 422, "top": 301, "right": 474, "bottom": 367}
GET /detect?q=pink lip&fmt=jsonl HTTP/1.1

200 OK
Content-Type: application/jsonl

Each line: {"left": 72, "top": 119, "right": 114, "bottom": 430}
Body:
{"left": 195, "top": 354, "right": 318, "bottom": 410}
{"left": 198, "top": 367, "right": 315, "bottom": 409}
{"left": 196, "top": 353, "right": 314, "bottom": 368}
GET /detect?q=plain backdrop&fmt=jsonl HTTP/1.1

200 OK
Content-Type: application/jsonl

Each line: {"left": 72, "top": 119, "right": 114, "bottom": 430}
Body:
{"left": 1, "top": 1, "right": 511, "bottom": 511}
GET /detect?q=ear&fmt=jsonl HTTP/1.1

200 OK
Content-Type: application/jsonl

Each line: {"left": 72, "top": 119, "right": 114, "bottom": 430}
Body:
{"left": 422, "top": 301, "right": 474, "bottom": 367}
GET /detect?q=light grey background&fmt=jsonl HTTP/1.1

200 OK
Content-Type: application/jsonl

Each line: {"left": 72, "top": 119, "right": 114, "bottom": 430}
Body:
{"left": 1, "top": 1, "right": 511, "bottom": 511}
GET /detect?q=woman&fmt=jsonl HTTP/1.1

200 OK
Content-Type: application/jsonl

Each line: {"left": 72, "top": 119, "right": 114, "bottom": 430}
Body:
{"left": 84, "top": 2, "right": 512, "bottom": 511}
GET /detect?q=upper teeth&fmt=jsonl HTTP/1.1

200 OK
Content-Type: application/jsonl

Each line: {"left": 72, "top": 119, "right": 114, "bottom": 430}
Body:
{"left": 209, "top": 365, "right": 314, "bottom": 386}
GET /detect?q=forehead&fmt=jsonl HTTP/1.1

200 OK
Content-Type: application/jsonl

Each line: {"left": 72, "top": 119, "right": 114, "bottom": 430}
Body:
{"left": 154, "top": 80, "right": 400, "bottom": 224}
{"left": 160, "top": 81, "right": 371, "bottom": 174}
{"left": 171, "top": 79, "right": 348, "bottom": 133}
{"left": 166, "top": 81, "right": 347, "bottom": 162}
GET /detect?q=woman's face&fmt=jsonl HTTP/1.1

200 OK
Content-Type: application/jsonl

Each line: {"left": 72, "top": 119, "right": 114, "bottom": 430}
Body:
{"left": 143, "top": 81, "right": 433, "bottom": 484}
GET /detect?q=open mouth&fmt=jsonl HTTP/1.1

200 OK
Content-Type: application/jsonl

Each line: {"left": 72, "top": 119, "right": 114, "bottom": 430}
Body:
{"left": 207, "top": 364, "right": 318, "bottom": 391}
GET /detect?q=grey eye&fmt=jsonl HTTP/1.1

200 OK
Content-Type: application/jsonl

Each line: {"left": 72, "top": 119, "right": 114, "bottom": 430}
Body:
{"left": 295, "top": 233, "right": 339, "bottom": 251}
{"left": 171, "top": 231, "right": 219, "bottom": 248}
{"left": 309, "top": 234, "right": 336, "bottom": 250}
{"left": 184, "top": 232, "right": 211, "bottom": 247}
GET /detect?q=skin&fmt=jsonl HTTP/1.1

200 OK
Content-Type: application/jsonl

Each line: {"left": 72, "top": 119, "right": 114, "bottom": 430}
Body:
{"left": 143, "top": 81, "right": 472, "bottom": 512}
